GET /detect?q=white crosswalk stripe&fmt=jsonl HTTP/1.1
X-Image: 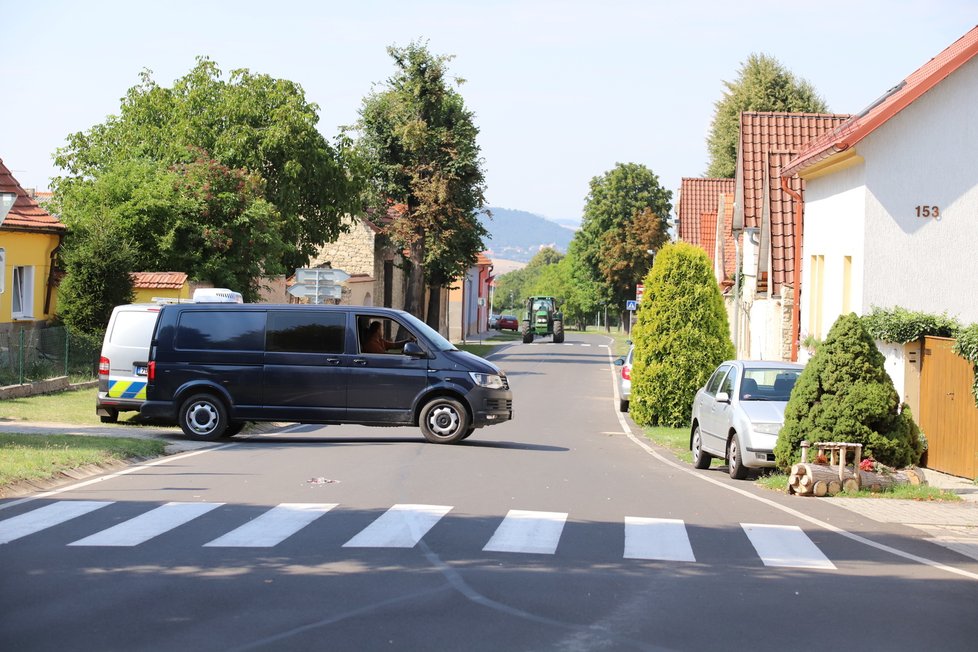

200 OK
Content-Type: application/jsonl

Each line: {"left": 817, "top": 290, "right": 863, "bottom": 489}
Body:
{"left": 742, "top": 523, "right": 836, "bottom": 569}
{"left": 483, "top": 509, "right": 568, "bottom": 554}
{"left": 624, "top": 517, "right": 696, "bottom": 562}
{"left": 0, "top": 501, "right": 112, "bottom": 545}
{"left": 343, "top": 504, "right": 452, "bottom": 548}
{"left": 0, "top": 500, "right": 838, "bottom": 568}
{"left": 69, "top": 502, "right": 223, "bottom": 547}
{"left": 204, "top": 503, "right": 337, "bottom": 547}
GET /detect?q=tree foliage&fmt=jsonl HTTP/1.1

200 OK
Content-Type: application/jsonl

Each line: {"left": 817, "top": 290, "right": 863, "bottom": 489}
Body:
{"left": 861, "top": 305, "right": 959, "bottom": 343}
{"left": 56, "top": 220, "right": 136, "bottom": 336}
{"left": 576, "top": 163, "right": 672, "bottom": 324}
{"left": 774, "top": 313, "right": 923, "bottom": 470}
{"left": 356, "top": 42, "right": 488, "bottom": 325}
{"left": 706, "top": 53, "right": 829, "bottom": 178}
{"left": 52, "top": 57, "right": 359, "bottom": 276}
{"left": 629, "top": 243, "right": 734, "bottom": 427}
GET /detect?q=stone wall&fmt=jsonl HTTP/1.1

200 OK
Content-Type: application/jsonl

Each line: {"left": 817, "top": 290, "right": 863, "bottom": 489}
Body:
{"left": 313, "top": 216, "right": 377, "bottom": 277}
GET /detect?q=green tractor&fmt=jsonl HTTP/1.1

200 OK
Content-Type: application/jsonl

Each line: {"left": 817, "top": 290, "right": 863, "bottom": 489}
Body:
{"left": 521, "top": 296, "right": 564, "bottom": 344}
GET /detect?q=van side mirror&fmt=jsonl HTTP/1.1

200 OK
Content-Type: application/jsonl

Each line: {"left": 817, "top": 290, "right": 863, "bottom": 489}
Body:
{"left": 403, "top": 341, "right": 426, "bottom": 357}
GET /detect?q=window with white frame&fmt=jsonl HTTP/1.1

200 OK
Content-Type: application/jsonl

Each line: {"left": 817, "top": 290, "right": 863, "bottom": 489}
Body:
{"left": 0, "top": 248, "right": 5, "bottom": 294}
{"left": 12, "top": 265, "right": 34, "bottom": 320}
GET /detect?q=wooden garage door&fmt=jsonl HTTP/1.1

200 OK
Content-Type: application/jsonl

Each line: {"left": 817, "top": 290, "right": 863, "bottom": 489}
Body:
{"left": 919, "top": 336, "right": 978, "bottom": 479}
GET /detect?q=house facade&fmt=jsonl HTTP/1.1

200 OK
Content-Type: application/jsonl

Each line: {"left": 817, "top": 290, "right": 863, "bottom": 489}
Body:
{"left": 448, "top": 252, "right": 493, "bottom": 342}
{"left": 0, "top": 159, "right": 66, "bottom": 333}
{"left": 784, "top": 27, "right": 978, "bottom": 336}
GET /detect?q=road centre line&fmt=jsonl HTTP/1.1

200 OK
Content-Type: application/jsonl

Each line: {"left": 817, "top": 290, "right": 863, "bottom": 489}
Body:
{"left": 602, "top": 336, "right": 978, "bottom": 582}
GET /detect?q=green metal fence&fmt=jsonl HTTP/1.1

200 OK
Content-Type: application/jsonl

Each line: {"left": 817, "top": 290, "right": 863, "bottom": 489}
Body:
{"left": 0, "top": 326, "right": 102, "bottom": 387}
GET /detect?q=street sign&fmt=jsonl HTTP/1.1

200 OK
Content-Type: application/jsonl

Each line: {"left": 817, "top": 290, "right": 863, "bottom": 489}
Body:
{"left": 626, "top": 300, "right": 638, "bottom": 311}
{"left": 287, "top": 282, "right": 343, "bottom": 300}
{"left": 296, "top": 267, "right": 350, "bottom": 284}
{"left": 636, "top": 284, "right": 645, "bottom": 303}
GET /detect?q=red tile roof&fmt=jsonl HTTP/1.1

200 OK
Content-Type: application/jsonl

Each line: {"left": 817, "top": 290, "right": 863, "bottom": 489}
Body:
{"left": 476, "top": 252, "right": 493, "bottom": 267}
{"left": 738, "top": 112, "right": 850, "bottom": 295}
{"left": 698, "top": 211, "right": 718, "bottom": 262}
{"left": 718, "top": 193, "right": 736, "bottom": 287}
{"left": 131, "top": 271, "right": 188, "bottom": 289}
{"left": 678, "top": 178, "right": 735, "bottom": 247}
{"left": 0, "top": 159, "right": 66, "bottom": 233}
{"left": 783, "top": 26, "right": 978, "bottom": 177}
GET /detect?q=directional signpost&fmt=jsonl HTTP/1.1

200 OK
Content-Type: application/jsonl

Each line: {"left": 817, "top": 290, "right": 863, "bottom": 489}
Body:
{"left": 288, "top": 268, "right": 350, "bottom": 304}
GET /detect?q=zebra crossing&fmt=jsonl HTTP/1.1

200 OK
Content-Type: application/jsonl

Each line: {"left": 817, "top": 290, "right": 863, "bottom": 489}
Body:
{"left": 0, "top": 500, "right": 837, "bottom": 569}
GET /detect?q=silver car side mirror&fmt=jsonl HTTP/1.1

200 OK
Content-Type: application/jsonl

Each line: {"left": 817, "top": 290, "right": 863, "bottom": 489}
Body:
{"left": 716, "top": 391, "right": 731, "bottom": 404}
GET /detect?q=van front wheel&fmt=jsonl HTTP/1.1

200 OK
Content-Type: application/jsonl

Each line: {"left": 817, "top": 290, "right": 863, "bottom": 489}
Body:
{"left": 179, "top": 393, "right": 228, "bottom": 441}
{"left": 419, "top": 397, "right": 470, "bottom": 444}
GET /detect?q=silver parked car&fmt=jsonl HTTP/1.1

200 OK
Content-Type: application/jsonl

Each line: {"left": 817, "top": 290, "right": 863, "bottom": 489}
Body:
{"left": 613, "top": 345, "right": 634, "bottom": 412}
{"left": 689, "top": 360, "right": 803, "bottom": 479}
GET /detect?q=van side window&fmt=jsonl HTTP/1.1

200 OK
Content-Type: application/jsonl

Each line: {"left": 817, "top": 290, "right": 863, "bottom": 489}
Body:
{"left": 267, "top": 311, "right": 346, "bottom": 354}
{"left": 175, "top": 311, "right": 265, "bottom": 351}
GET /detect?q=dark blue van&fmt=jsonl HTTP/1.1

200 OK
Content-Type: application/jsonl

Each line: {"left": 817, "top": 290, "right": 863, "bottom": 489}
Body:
{"left": 140, "top": 305, "right": 512, "bottom": 443}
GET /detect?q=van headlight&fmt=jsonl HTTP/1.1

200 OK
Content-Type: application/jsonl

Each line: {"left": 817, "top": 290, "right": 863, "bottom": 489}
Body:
{"left": 469, "top": 372, "right": 505, "bottom": 389}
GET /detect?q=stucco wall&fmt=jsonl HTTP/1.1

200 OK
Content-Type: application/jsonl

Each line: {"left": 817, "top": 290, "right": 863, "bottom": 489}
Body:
{"left": 0, "top": 230, "right": 60, "bottom": 323}
{"left": 855, "top": 57, "right": 978, "bottom": 324}
{"left": 800, "top": 163, "right": 867, "bottom": 339}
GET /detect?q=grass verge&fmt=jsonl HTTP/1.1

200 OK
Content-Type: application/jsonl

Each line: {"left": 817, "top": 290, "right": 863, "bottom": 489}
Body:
{"left": 1, "top": 386, "right": 105, "bottom": 425}
{"left": 0, "top": 433, "right": 167, "bottom": 490}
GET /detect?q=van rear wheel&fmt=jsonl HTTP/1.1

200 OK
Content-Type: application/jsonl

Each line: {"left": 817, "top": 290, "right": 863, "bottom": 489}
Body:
{"left": 419, "top": 397, "right": 470, "bottom": 444}
{"left": 178, "top": 393, "right": 228, "bottom": 441}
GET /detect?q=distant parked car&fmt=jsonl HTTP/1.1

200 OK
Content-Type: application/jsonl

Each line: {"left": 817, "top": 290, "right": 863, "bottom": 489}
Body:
{"left": 498, "top": 315, "right": 518, "bottom": 331}
{"left": 689, "top": 360, "right": 803, "bottom": 479}
{"left": 613, "top": 344, "right": 634, "bottom": 412}
{"left": 488, "top": 313, "right": 501, "bottom": 329}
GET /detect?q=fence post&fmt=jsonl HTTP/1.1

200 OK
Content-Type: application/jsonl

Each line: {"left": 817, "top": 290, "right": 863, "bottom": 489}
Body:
{"left": 65, "top": 327, "right": 70, "bottom": 377}
{"left": 18, "top": 329, "right": 25, "bottom": 385}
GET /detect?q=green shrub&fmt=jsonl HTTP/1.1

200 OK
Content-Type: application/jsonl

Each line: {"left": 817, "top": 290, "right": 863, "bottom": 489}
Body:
{"left": 629, "top": 242, "right": 734, "bottom": 428}
{"left": 861, "top": 306, "right": 959, "bottom": 343}
{"left": 775, "top": 313, "right": 922, "bottom": 470}
{"left": 952, "top": 324, "right": 978, "bottom": 403}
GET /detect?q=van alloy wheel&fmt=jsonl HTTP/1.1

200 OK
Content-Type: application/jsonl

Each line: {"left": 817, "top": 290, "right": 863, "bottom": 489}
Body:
{"left": 419, "top": 397, "right": 470, "bottom": 444}
{"left": 178, "top": 393, "right": 228, "bottom": 441}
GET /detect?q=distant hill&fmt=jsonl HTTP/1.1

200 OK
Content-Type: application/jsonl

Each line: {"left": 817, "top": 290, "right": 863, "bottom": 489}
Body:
{"left": 479, "top": 207, "right": 574, "bottom": 263}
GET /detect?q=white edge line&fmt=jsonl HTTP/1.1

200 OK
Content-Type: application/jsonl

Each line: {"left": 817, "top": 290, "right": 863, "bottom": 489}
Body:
{"left": 0, "top": 443, "right": 237, "bottom": 512}
{"left": 601, "top": 335, "right": 978, "bottom": 582}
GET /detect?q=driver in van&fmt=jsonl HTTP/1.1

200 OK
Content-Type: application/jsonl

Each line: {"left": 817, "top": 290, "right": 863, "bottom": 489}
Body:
{"left": 362, "top": 320, "right": 413, "bottom": 354}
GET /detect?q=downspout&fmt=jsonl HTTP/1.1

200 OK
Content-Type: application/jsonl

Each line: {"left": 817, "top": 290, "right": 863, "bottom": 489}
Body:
{"left": 781, "top": 176, "right": 804, "bottom": 362}
{"left": 44, "top": 233, "right": 64, "bottom": 317}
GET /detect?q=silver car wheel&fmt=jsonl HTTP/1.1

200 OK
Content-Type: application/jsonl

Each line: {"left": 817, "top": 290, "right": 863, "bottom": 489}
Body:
{"left": 728, "top": 435, "right": 749, "bottom": 480}
{"left": 692, "top": 426, "right": 712, "bottom": 469}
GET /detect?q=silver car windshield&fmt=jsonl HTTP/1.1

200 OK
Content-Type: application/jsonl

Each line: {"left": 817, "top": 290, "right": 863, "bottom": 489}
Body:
{"left": 740, "top": 368, "right": 801, "bottom": 401}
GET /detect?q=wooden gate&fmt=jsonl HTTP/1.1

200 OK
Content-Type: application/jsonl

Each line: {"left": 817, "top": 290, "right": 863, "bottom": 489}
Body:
{"left": 919, "top": 336, "right": 978, "bottom": 479}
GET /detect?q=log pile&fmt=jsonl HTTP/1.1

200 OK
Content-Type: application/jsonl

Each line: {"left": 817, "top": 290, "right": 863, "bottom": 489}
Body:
{"left": 787, "top": 440, "right": 926, "bottom": 497}
{"left": 788, "top": 463, "right": 926, "bottom": 496}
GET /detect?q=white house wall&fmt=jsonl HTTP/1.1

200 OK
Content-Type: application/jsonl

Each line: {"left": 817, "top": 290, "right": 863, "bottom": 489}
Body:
{"left": 800, "top": 164, "right": 867, "bottom": 340}
{"left": 855, "top": 56, "right": 978, "bottom": 324}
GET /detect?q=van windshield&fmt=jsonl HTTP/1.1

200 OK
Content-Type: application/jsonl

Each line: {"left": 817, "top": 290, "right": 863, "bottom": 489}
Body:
{"left": 400, "top": 312, "right": 458, "bottom": 352}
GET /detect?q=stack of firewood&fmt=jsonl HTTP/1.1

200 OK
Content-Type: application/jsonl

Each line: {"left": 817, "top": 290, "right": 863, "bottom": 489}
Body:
{"left": 787, "top": 441, "right": 926, "bottom": 497}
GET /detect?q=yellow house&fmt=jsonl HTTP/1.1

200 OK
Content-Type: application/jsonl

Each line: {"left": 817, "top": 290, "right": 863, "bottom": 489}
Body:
{"left": 0, "top": 159, "right": 66, "bottom": 332}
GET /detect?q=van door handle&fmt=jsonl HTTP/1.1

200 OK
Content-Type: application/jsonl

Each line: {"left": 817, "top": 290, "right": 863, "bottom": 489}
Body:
{"left": 353, "top": 358, "right": 367, "bottom": 366}
{"left": 325, "top": 358, "right": 341, "bottom": 366}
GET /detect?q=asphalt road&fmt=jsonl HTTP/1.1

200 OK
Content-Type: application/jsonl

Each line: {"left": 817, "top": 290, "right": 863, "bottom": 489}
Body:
{"left": 2, "top": 333, "right": 978, "bottom": 651}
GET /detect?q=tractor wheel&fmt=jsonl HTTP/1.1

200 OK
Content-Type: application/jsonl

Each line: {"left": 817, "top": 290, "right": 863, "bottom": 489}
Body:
{"left": 553, "top": 320, "right": 564, "bottom": 343}
{"left": 522, "top": 322, "right": 534, "bottom": 343}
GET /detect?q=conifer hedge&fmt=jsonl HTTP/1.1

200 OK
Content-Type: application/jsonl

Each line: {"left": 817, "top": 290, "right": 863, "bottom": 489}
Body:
{"left": 774, "top": 313, "right": 922, "bottom": 470}
{"left": 629, "top": 243, "right": 734, "bottom": 428}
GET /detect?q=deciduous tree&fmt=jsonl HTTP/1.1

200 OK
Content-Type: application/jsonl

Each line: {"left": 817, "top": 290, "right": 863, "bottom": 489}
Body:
{"left": 356, "top": 42, "right": 488, "bottom": 326}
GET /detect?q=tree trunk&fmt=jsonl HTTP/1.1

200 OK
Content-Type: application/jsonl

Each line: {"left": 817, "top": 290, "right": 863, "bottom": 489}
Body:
{"left": 425, "top": 284, "right": 442, "bottom": 331}
{"left": 403, "top": 241, "right": 426, "bottom": 321}
{"left": 787, "top": 463, "right": 926, "bottom": 497}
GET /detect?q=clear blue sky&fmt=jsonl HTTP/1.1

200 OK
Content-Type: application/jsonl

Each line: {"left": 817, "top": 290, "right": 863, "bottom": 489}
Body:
{"left": 3, "top": 1, "right": 974, "bottom": 225}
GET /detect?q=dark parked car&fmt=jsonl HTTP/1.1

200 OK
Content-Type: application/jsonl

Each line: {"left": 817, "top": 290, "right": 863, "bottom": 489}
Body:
{"left": 689, "top": 360, "right": 803, "bottom": 479}
{"left": 497, "top": 315, "right": 519, "bottom": 331}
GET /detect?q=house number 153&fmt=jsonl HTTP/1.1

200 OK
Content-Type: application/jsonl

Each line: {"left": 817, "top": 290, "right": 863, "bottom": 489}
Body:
{"left": 915, "top": 205, "right": 940, "bottom": 218}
